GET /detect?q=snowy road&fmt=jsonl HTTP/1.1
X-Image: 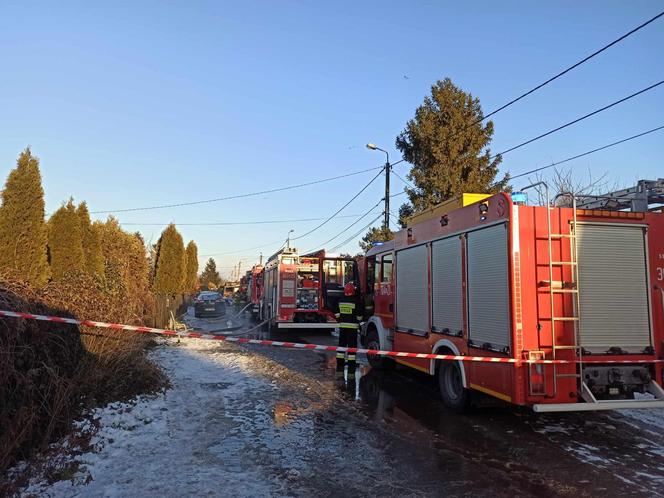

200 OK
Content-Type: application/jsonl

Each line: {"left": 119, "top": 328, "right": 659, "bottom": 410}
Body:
{"left": 19, "top": 311, "right": 664, "bottom": 497}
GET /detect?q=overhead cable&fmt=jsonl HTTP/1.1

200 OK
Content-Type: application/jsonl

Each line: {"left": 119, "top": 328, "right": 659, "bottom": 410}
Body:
{"left": 329, "top": 214, "right": 384, "bottom": 252}
{"left": 118, "top": 211, "right": 382, "bottom": 227}
{"left": 479, "top": 10, "right": 664, "bottom": 123}
{"left": 493, "top": 80, "right": 664, "bottom": 158}
{"left": 305, "top": 200, "right": 384, "bottom": 253}
{"left": 507, "top": 124, "right": 664, "bottom": 183}
{"left": 292, "top": 168, "right": 384, "bottom": 240}
{"left": 91, "top": 165, "right": 383, "bottom": 214}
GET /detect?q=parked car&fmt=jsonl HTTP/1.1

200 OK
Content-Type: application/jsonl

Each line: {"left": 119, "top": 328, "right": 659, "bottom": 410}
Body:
{"left": 194, "top": 291, "right": 227, "bottom": 318}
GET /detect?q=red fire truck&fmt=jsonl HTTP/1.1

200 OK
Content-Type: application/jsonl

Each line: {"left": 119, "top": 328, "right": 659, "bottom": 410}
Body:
{"left": 246, "top": 264, "right": 264, "bottom": 320}
{"left": 260, "top": 247, "right": 358, "bottom": 328}
{"left": 360, "top": 181, "right": 664, "bottom": 412}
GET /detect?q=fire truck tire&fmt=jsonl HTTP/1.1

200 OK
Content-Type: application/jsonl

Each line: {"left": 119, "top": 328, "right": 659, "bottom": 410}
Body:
{"left": 438, "top": 361, "right": 470, "bottom": 412}
{"left": 365, "top": 328, "right": 393, "bottom": 370}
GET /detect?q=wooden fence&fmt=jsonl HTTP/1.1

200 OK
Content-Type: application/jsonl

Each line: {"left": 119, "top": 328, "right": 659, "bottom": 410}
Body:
{"left": 153, "top": 293, "right": 192, "bottom": 328}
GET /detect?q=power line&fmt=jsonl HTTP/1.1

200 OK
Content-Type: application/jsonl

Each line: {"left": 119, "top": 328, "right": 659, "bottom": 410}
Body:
{"left": 305, "top": 200, "right": 384, "bottom": 253}
{"left": 493, "top": 79, "right": 664, "bottom": 158}
{"left": 197, "top": 205, "right": 387, "bottom": 258}
{"left": 479, "top": 10, "right": 664, "bottom": 123}
{"left": 330, "top": 213, "right": 384, "bottom": 252}
{"left": 91, "top": 165, "right": 382, "bottom": 214}
{"left": 199, "top": 238, "right": 285, "bottom": 258}
{"left": 392, "top": 169, "right": 415, "bottom": 190}
{"left": 292, "top": 168, "right": 384, "bottom": 240}
{"left": 118, "top": 211, "right": 382, "bottom": 227}
{"left": 506, "top": 124, "right": 664, "bottom": 183}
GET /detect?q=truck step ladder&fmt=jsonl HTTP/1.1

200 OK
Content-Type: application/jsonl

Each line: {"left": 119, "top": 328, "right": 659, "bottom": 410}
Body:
{"left": 521, "top": 183, "right": 583, "bottom": 399}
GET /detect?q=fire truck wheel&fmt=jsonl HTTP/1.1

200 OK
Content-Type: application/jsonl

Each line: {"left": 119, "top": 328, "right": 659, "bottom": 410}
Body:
{"left": 365, "top": 329, "right": 393, "bottom": 370}
{"left": 438, "top": 361, "right": 469, "bottom": 412}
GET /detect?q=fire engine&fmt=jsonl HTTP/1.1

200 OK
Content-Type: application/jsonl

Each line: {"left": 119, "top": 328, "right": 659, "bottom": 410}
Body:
{"left": 359, "top": 180, "right": 664, "bottom": 412}
{"left": 223, "top": 281, "right": 240, "bottom": 297}
{"left": 246, "top": 263, "right": 264, "bottom": 320}
{"left": 260, "top": 247, "right": 358, "bottom": 328}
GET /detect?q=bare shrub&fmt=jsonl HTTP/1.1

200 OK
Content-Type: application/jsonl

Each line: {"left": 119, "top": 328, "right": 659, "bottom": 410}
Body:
{"left": 0, "top": 270, "right": 168, "bottom": 480}
{"left": 0, "top": 277, "right": 83, "bottom": 474}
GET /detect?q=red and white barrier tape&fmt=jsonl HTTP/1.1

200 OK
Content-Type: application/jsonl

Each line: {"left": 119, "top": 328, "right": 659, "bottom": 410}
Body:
{"left": 1, "top": 309, "right": 662, "bottom": 365}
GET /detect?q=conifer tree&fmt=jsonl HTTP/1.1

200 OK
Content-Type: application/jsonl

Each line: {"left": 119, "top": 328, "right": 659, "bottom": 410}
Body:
{"left": 184, "top": 241, "right": 199, "bottom": 294}
{"left": 152, "top": 224, "right": 185, "bottom": 294}
{"left": 359, "top": 226, "right": 394, "bottom": 252}
{"left": 395, "top": 78, "right": 509, "bottom": 225}
{"left": 48, "top": 199, "right": 85, "bottom": 280}
{"left": 96, "top": 217, "right": 152, "bottom": 322}
{"left": 199, "top": 258, "right": 221, "bottom": 290}
{"left": 76, "top": 201, "right": 104, "bottom": 278}
{"left": 0, "top": 148, "right": 50, "bottom": 285}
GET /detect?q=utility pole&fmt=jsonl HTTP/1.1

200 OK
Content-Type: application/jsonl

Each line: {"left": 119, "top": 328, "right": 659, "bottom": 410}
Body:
{"left": 384, "top": 156, "right": 390, "bottom": 229}
{"left": 366, "top": 143, "right": 390, "bottom": 229}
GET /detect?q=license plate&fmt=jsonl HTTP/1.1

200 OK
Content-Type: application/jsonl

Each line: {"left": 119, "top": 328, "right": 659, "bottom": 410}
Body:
{"left": 205, "top": 307, "right": 215, "bottom": 311}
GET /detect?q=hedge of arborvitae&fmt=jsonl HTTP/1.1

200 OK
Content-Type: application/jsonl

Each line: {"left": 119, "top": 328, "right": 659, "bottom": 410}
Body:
{"left": 153, "top": 223, "right": 186, "bottom": 294}
{"left": 0, "top": 148, "right": 200, "bottom": 480}
{"left": 0, "top": 148, "right": 50, "bottom": 286}
{"left": 0, "top": 147, "right": 199, "bottom": 307}
{"left": 184, "top": 240, "right": 199, "bottom": 295}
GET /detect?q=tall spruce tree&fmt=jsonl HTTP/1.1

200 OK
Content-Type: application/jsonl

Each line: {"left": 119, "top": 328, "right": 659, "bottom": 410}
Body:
{"left": 395, "top": 78, "right": 509, "bottom": 225}
{"left": 48, "top": 199, "right": 85, "bottom": 280}
{"left": 76, "top": 201, "right": 104, "bottom": 279}
{"left": 153, "top": 224, "right": 186, "bottom": 294}
{"left": 183, "top": 241, "right": 199, "bottom": 294}
{"left": 199, "top": 258, "right": 221, "bottom": 290}
{"left": 0, "top": 148, "right": 50, "bottom": 285}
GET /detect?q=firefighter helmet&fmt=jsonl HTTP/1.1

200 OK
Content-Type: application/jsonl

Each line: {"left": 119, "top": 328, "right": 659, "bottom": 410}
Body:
{"left": 344, "top": 282, "right": 356, "bottom": 296}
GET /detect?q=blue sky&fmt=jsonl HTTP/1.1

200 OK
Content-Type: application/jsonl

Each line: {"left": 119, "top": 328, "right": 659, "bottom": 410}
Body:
{"left": 1, "top": 1, "right": 662, "bottom": 277}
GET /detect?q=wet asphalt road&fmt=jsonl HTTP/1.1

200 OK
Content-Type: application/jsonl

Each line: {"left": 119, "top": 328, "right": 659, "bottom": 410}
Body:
{"left": 185, "top": 309, "right": 664, "bottom": 497}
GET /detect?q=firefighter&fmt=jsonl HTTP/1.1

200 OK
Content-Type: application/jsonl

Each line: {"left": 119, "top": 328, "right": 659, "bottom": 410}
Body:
{"left": 334, "top": 282, "right": 362, "bottom": 380}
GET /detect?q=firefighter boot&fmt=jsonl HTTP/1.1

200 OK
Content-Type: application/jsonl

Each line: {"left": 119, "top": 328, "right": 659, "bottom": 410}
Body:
{"left": 336, "top": 352, "right": 345, "bottom": 377}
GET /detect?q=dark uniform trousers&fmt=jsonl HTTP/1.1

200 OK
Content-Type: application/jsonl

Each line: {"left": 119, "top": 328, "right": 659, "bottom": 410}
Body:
{"left": 335, "top": 297, "right": 361, "bottom": 374}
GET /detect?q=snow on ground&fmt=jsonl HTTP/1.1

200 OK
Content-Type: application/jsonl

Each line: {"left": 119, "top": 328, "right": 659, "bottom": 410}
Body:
{"left": 14, "top": 332, "right": 664, "bottom": 497}
{"left": 21, "top": 339, "right": 292, "bottom": 497}
{"left": 618, "top": 407, "right": 664, "bottom": 431}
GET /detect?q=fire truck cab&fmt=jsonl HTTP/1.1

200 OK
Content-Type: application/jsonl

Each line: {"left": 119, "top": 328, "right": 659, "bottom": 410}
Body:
{"left": 360, "top": 183, "right": 664, "bottom": 412}
{"left": 260, "top": 247, "right": 358, "bottom": 328}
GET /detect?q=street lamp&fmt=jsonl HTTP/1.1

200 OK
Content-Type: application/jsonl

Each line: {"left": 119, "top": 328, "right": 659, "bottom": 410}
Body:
{"left": 286, "top": 229, "right": 294, "bottom": 249}
{"left": 366, "top": 143, "right": 391, "bottom": 229}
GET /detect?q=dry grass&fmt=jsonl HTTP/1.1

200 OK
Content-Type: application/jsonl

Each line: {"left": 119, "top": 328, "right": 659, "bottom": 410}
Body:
{"left": 0, "top": 270, "right": 168, "bottom": 486}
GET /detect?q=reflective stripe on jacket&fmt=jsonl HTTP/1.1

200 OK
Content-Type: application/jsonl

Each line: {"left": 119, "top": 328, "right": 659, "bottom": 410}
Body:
{"left": 336, "top": 298, "right": 363, "bottom": 328}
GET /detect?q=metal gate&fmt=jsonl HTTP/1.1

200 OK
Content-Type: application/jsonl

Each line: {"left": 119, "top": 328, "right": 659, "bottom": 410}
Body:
{"left": 576, "top": 223, "right": 652, "bottom": 353}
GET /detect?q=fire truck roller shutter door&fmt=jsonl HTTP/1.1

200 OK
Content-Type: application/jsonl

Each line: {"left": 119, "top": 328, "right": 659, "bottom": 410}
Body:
{"left": 467, "top": 223, "right": 511, "bottom": 351}
{"left": 576, "top": 223, "right": 652, "bottom": 353}
{"left": 396, "top": 244, "right": 428, "bottom": 334}
{"left": 432, "top": 237, "right": 463, "bottom": 336}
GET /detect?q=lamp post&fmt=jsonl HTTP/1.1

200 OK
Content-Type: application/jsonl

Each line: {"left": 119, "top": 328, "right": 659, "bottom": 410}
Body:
{"left": 366, "top": 143, "right": 390, "bottom": 229}
{"left": 286, "top": 229, "right": 294, "bottom": 249}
